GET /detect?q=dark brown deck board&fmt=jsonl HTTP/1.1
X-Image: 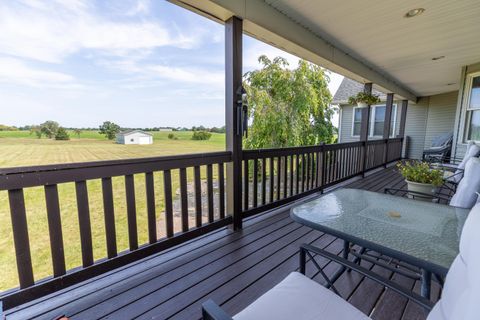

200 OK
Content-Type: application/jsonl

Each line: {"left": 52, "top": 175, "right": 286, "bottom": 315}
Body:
{"left": 4, "top": 164, "right": 435, "bottom": 320}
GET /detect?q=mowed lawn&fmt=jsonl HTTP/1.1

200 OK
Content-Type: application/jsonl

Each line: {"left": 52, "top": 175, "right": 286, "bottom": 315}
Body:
{"left": 0, "top": 131, "right": 225, "bottom": 290}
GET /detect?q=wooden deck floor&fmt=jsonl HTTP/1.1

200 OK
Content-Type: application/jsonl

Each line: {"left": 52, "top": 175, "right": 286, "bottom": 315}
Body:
{"left": 4, "top": 165, "right": 443, "bottom": 320}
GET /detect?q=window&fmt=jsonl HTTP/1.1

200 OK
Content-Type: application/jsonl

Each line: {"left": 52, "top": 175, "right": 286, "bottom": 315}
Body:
{"left": 352, "top": 104, "right": 397, "bottom": 137}
{"left": 353, "top": 108, "right": 362, "bottom": 136}
{"left": 464, "top": 74, "right": 480, "bottom": 142}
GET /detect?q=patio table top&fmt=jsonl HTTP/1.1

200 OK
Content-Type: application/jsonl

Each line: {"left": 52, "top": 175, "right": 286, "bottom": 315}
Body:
{"left": 291, "top": 188, "right": 469, "bottom": 275}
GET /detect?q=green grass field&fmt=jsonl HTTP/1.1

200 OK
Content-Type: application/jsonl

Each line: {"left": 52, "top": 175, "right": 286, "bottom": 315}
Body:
{"left": 0, "top": 131, "right": 225, "bottom": 290}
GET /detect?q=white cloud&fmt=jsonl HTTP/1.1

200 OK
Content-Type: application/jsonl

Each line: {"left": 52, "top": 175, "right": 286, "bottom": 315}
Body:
{"left": 0, "top": 57, "right": 75, "bottom": 87}
{"left": 0, "top": 0, "right": 193, "bottom": 63}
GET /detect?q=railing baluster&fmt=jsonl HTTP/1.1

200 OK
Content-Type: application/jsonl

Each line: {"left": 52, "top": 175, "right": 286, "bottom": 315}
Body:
{"left": 75, "top": 180, "right": 94, "bottom": 267}
{"left": 8, "top": 189, "right": 34, "bottom": 288}
{"left": 179, "top": 168, "right": 189, "bottom": 232}
{"left": 289, "top": 155, "right": 294, "bottom": 196}
{"left": 269, "top": 157, "right": 274, "bottom": 203}
{"left": 283, "top": 156, "right": 288, "bottom": 198}
{"left": 44, "top": 184, "right": 66, "bottom": 277}
{"left": 145, "top": 173, "right": 157, "bottom": 244}
{"left": 194, "top": 166, "right": 202, "bottom": 227}
{"left": 276, "top": 157, "right": 281, "bottom": 200}
{"left": 253, "top": 159, "right": 258, "bottom": 207}
{"left": 295, "top": 154, "right": 300, "bottom": 194}
{"left": 125, "top": 174, "right": 138, "bottom": 250}
{"left": 305, "top": 153, "right": 310, "bottom": 190}
{"left": 163, "top": 170, "right": 174, "bottom": 237}
{"left": 243, "top": 160, "right": 249, "bottom": 210}
{"left": 207, "top": 164, "right": 214, "bottom": 222}
{"left": 101, "top": 177, "right": 117, "bottom": 258}
{"left": 261, "top": 158, "right": 266, "bottom": 205}
{"left": 218, "top": 163, "right": 225, "bottom": 219}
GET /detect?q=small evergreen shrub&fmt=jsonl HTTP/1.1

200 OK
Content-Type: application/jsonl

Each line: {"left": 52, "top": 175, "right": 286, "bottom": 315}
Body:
{"left": 55, "top": 127, "right": 70, "bottom": 140}
{"left": 191, "top": 131, "right": 212, "bottom": 141}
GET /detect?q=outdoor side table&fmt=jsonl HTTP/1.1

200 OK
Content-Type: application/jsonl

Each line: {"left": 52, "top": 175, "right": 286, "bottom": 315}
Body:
{"left": 290, "top": 188, "right": 469, "bottom": 299}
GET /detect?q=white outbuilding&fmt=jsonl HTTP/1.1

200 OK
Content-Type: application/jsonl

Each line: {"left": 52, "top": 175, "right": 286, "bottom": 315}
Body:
{"left": 116, "top": 130, "right": 153, "bottom": 145}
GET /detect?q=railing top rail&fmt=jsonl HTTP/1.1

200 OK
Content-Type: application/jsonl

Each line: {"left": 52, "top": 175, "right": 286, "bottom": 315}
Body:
{"left": 0, "top": 151, "right": 232, "bottom": 190}
{"left": 0, "top": 151, "right": 232, "bottom": 176}
{"left": 242, "top": 141, "right": 365, "bottom": 159}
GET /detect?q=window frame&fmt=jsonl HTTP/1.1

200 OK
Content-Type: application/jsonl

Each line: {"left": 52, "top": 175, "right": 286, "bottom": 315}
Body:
{"left": 351, "top": 104, "right": 397, "bottom": 138}
{"left": 462, "top": 71, "right": 480, "bottom": 143}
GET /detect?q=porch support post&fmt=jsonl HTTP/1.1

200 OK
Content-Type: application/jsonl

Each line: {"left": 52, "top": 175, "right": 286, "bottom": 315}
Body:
{"left": 398, "top": 100, "right": 408, "bottom": 138}
{"left": 360, "top": 83, "right": 372, "bottom": 177}
{"left": 225, "top": 16, "right": 243, "bottom": 230}
{"left": 398, "top": 99, "right": 409, "bottom": 158}
{"left": 383, "top": 93, "right": 394, "bottom": 167}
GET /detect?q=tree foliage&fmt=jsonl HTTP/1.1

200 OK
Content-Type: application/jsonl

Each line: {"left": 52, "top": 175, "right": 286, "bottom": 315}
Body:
{"left": 191, "top": 131, "right": 212, "bottom": 140}
{"left": 99, "top": 121, "right": 120, "bottom": 140}
{"left": 244, "top": 56, "right": 336, "bottom": 149}
{"left": 40, "top": 121, "right": 60, "bottom": 139}
{"left": 54, "top": 127, "right": 70, "bottom": 140}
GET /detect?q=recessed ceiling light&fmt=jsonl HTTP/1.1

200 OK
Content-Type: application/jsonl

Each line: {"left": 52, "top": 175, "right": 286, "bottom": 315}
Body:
{"left": 432, "top": 56, "right": 445, "bottom": 61}
{"left": 404, "top": 8, "right": 425, "bottom": 18}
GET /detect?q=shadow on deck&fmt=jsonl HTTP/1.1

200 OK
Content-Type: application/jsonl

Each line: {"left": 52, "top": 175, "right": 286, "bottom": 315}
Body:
{"left": 4, "top": 165, "right": 441, "bottom": 320}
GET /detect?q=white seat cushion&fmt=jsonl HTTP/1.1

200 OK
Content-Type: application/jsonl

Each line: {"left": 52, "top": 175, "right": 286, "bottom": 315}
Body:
{"left": 233, "top": 272, "right": 370, "bottom": 320}
{"left": 427, "top": 203, "right": 480, "bottom": 320}
{"left": 450, "top": 157, "right": 480, "bottom": 208}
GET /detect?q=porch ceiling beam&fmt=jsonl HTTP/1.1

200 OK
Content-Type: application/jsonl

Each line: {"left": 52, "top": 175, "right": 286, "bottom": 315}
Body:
{"left": 171, "top": 0, "right": 418, "bottom": 102}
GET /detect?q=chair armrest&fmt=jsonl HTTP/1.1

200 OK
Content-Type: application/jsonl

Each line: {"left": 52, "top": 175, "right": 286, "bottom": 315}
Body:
{"left": 300, "top": 244, "right": 434, "bottom": 311}
{"left": 202, "top": 300, "right": 233, "bottom": 320}
{"left": 384, "top": 188, "right": 451, "bottom": 202}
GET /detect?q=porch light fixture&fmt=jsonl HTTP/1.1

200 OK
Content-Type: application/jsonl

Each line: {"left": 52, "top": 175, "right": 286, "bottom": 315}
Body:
{"left": 404, "top": 8, "right": 425, "bottom": 18}
{"left": 431, "top": 56, "right": 445, "bottom": 61}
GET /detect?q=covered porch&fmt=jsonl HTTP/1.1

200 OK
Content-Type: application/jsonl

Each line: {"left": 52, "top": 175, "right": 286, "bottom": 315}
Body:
{"left": 4, "top": 165, "right": 444, "bottom": 320}
{"left": 1, "top": 0, "right": 478, "bottom": 319}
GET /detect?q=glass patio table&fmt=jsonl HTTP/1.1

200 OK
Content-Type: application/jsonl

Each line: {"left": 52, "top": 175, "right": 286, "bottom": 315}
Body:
{"left": 290, "top": 188, "right": 469, "bottom": 299}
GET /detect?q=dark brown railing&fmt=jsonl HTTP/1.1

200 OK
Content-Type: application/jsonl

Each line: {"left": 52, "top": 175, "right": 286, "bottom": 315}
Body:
{"left": 0, "top": 137, "right": 403, "bottom": 309}
{"left": 242, "top": 138, "right": 403, "bottom": 217}
{"left": 0, "top": 151, "right": 231, "bottom": 309}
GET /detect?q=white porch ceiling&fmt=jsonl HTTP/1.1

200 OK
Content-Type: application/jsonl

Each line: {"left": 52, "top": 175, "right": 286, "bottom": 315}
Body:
{"left": 174, "top": 0, "right": 480, "bottom": 100}
{"left": 265, "top": 0, "right": 480, "bottom": 97}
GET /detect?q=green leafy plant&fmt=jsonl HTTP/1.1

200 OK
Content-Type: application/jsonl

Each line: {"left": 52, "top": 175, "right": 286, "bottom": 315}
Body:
{"left": 191, "top": 131, "right": 211, "bottom": 141}
{"left": 167, "top": 133, "right": 178, "bottom": 140}
{"left": 54, "top": 127, "right": 70, "bottom": 140}
{"left": 397, "top": 161, "right": 443, "bottom": 186}
{"left": 99, "top": 121, "right": 120, "bottom": 140}
{"left": 348, "top": 92, "right": 381, "bottom": 105}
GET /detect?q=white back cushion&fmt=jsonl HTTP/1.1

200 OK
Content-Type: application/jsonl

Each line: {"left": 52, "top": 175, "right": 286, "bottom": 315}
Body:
{"left": 427, "top": 204, "right": 480, "bottom": 320}
{"left": 452, "top": 142, "right": 480, "bottom": 183}
{"left": 450, "top": 158, "right": 480, "bottom": 208}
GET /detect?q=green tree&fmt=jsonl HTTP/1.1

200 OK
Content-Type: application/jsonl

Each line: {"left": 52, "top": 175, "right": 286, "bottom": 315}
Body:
{"left": 99, "top": 121, "right": 121, "bottom": 140}
{"left": 244, "top": 56, "right": 335, "bottom": 149}
{"left": 54, "top": 127, "right": 70, "bottom": 140}
{"left": 191, "top": 131, "right": 212, "bottom": 140}
{"left": 29, "top": 125, "right": 42, "bottom": 138}
{"left": 40, "top": 120, "right": 60, "bottom": 139}
{"left": 73, "top": 128, "right": 82, "bottom": 138}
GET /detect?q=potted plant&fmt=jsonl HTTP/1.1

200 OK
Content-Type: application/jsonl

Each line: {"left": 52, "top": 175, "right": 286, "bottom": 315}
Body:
{"left": 348, "top": 92, "right": 381, "bottom": 108}
{"left": 397, "top": 161, "right": 443, "bottom": 201}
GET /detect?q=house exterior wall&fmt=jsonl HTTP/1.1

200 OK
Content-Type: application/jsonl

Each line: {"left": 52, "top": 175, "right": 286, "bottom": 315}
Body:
{"left": 453, "top": 61, "right": 480, "bottom": 159}
{"left": 404, "top": 98, "right": 428, "bottom": 159}
{"left": 337, "top": 92, "right": 458, "bottom": 160}
{"left": 423, "top": 91, "right": 458, "bottom": 150}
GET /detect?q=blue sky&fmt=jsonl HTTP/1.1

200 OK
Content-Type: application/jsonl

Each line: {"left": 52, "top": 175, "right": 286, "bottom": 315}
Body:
{"left": 0, "top": 0, "right": 343, "bottom": 128}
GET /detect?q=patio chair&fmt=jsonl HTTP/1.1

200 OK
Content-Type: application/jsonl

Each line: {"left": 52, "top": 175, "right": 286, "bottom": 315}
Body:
{"left": 202, "top": 203, "right": 480, "bottom": 320}
{"left": 422, "top": 132, "right": 453, "bottom": 163}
